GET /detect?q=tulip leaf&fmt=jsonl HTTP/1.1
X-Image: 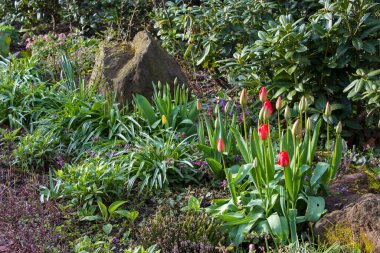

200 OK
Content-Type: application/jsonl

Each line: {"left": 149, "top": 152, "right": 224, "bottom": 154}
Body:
{"left": 331, "top": 135, "right": 342, "bottom": 179}
{"left": 310, "top": 162, "right": 330, "bottom": 186}
{"left": 206, "top": 158, "right": 224, "bottom": 178}
{"left": 267, "top": 213, "right": 289, "bottom": 243}
{"left": 134, "top": 95, "right": 156, "bottom": 126}
{"left": 231, "top": 127, "right": 250, "bottom": 163}
{"left": 305, "top": 196, "right": 325, "bottom": 222}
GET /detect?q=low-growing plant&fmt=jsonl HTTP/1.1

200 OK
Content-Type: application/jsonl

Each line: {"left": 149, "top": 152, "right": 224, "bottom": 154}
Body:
{"left": 27, "top": 32, "right": 99, "bottom": 80}
{"left": 14, "top": 128, "right": 61, "bottom": 170}
{"left": 137, "top": 205, "right": 226, "bottom": 253}
{"left": 134, "top": 81, "right": 199, "bottom": 135}
{"left": 57, "top": 158, "right": 130, "bottom": 208}
{"left": 129, "top": 130, "right": 200, "bottom": 193}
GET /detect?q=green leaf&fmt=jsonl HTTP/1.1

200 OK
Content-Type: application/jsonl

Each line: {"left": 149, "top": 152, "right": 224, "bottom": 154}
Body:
{"left": 97, "top": 200, "right": 109, "bottom": 221}
{"left": 331, "top": 135, "right": 342, "bottom": 179}
{"left": 352, "top": 38, "right": 363, "bottom": 50}
{"left": 230, "top": 127, "right": 250, "bottom": 163}
{"left": 80, "top": 215, "right": 102, "bottom": 221}
{"left": 206, "top": 158, "right": 224, "bottom": 178}
{"left": 305, "top": 196, "right": 325, "bottom": 222}
{"left": 196, "top": 42, "right": 211, "bottom": 66}
{"left": 108, "top": 200, "right": 127, "bottom": 216}
{"left": 267, "top": 213, "right": 289, "bottom": 243}
{"left": 102, "top": 224, "right": 113, "bottom": 235}
{"left": 134, "top": 95, "right": 156, "bottom": 126}
{"left": 310, "top": 162, "right": 330, "bottom": 186}
{"left": 368, "top": 69, "right": 380, "bottom": 77}
{"left": 188, "top": 196, "right": 201, "bottom": 211}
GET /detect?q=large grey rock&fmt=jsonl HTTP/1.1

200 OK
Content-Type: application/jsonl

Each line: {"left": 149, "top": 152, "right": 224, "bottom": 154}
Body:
{"left": 314, "top": 193, "right": 380, "bottom": 252}
{"left": 90, "top": 31, "right": 188, "bottom": 105}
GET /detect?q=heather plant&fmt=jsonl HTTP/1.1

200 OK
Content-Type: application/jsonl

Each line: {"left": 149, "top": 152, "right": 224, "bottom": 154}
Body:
{"left": 137, "top": 205, "right": 226, "bottom": 253}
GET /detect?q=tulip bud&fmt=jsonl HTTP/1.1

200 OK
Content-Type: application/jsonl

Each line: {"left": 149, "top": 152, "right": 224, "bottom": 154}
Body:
{"left": 325, "top": 101, "right": 332, "bottom": 116}
{"left": 162, "top": 115, "right": 167, "bottom": 125}
{"left": 336, "top": 121, "right": 342, "bottom": 134}
{"left": 249, "top": 244, "right": 255, "bottom": 253}
{"left": 259, "top": 106, "right": 271, "bottom": 121}
{"left": 224, "top": 101, "right": 232, "bottom": 113}
{"left": 196, "top": 99, "right": 202, "bottom": 111}
{"left": 276, "top": 96, "right": 282, "bottom": 110}
{"left": 253, "top": 157, "right": 258, "bottom": 169}
{"left": 259, "top": 87, "right": 267, "bottom": 102}
{"left": 306, "top": 118, "right": 313, "bottom": 131}
{"left": 284, "top": 105, "right": 291, "bottom": 121}
{"left": 217, "top": 137, "right": 225, "bottom": 153}
{"left": 240, "top": 88, "right": 248, "bottom": 107}
{"left": 214, "top": 106, "right": 218, "bottom": 116}
{"left": 157, "top": 81, "right": 162, "bottom": 90}
{"left": 214, "top": 119, "right": 219, "bottom": 129}
{"left": 292, "top": 119, "right": 302, "bottom": 139}
{"left": 299, "top": 96, "right": 308, "bottom": 113}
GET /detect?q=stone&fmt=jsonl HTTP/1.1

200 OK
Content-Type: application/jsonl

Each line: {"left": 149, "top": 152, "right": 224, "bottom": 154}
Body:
{"left": 90, "top": 31, "right": 188, "bottom": 106}
{"left": 314, "top": 193, "right": 380, "bottom": 252}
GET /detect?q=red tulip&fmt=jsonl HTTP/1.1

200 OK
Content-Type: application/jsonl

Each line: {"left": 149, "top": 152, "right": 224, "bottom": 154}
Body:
{"left": 263, "top": 100, "right": 273, "bottom": 114}
{"left": 277, "top": 151, "right": 290, "bottom": 167}
{"left": 217, "top": 137, "right": 225, "bottom": 153}
{"left": 259, "top": 87, "right": 267, "bottom": 102}
{"left": 258, "top": 124, "right": 269, "bottom": 140}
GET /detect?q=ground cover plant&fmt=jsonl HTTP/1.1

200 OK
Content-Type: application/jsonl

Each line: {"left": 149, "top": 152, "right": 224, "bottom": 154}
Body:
{"left": 0, "top": 0, "right": 379, "bottom": 252}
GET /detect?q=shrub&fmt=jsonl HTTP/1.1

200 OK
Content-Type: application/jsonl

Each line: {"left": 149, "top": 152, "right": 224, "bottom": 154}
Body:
{"left": 154, "top": 0, "right": 380, "bottom": 138}
{"left": 0, "top": 0, "right": 153, "bottom": 35}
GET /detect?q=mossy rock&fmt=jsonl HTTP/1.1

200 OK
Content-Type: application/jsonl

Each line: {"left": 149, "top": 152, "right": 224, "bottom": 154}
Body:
{"left": 314, "top": 194, "right": 380, "bottom": 253}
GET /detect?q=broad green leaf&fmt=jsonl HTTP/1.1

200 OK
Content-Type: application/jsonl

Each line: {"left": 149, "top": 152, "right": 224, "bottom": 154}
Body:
{"left": 310, "top": 162, "right": 330, "bottom": 186}
{"left": 134, "top": 95, "right": 156, "bottom": 126}
{"left": 305, "top": 196, "right": 325, "bottom": 222}
{"left": 108, "top": 200, "right": 127, "bottom": 216}
{"left": 97, "top": 200, "right": 109, "bottom": 221}
{"left": 102, "top": 224, "right": 113, "bottom": 235}
{"left": 205, "top": 158, "right": 224, "bottom": 178}
{"left": 267, "top": 213, "right": 289, "bottom": 243}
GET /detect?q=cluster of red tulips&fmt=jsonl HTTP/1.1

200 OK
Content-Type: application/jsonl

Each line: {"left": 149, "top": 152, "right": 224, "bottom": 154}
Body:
{"left": 216, "top": 87, "right": 290, "bottom": 166}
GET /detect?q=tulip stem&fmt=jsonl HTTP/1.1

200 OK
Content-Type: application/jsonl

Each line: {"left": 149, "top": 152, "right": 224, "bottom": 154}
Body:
{"left": 242, "top": 106, "right": 248, "bottom": 144}
{"left": 327, "top": 123, "right": 330, "bottom": 151}
{"left": 222, "top": 154, "right": 237, "bottom": 206}
{"left": 277, "top": 111, "right": 281, "bottom": 143}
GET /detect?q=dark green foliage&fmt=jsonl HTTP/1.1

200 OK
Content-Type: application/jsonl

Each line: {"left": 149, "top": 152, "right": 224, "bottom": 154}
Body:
{"left": 154, "top": 0, "right": 380, "bottom": 138}
{"left": 137, "top": 206, "right": 226, "bottom": 253}
{"left": 0, "top": 0, "right": 153, "bottom": 35}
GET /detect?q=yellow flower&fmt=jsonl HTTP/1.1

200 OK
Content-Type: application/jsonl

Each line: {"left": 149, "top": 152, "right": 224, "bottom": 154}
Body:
{"left": 162, "top": 115, "right": 167, "bottom": 125}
